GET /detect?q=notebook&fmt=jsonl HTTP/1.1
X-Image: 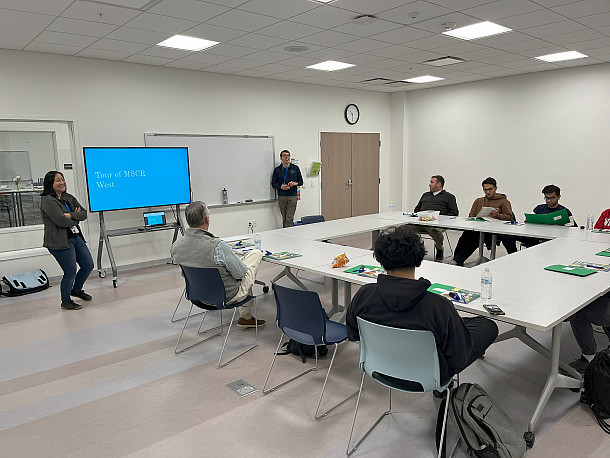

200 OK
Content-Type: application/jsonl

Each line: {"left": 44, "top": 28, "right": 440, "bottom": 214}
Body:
{"left": 143, "top": 211, "right": 166, "bottom": 227}
{"left": 544, "top": 264, "right": 597, "bottom": 276}
{"left": 525, "top": 208, "right": 569, "bottom": 226}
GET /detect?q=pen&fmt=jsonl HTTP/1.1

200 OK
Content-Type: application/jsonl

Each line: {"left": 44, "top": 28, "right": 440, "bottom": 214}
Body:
{"left": 586, "top": 264, "right": 604, "bottom": 270}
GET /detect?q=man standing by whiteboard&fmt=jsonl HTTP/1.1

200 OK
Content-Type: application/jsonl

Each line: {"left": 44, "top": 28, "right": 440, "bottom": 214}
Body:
{"left": 271, "top": 150, "right": 303, "bottom": 228}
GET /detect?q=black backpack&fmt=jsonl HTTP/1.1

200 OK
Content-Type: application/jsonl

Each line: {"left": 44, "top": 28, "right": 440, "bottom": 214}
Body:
{"left": 277, "top": 339, "right": 328, "bottom": 363}
{"left": 581, "top": 347, "right": 610, "bottom": 433}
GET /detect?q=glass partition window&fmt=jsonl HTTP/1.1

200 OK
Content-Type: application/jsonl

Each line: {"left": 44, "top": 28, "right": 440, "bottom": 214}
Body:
{"left": 0, "top": 121, "right": 75, "bottom": 253}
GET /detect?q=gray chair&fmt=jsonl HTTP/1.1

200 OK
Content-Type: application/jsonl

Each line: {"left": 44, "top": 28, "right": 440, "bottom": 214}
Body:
{"left": 347, "top": 317, "right": 458, "bottom": 456}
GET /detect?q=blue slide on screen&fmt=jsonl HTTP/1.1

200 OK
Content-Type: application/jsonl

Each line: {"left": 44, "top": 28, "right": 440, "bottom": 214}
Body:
{"left": 83, "top": 147, "right": 191, "bottom": 212}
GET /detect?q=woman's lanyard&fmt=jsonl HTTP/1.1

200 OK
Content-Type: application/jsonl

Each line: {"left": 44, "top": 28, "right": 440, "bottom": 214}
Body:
{"left": 63, "top": 201, "right": 71, "bottom": 212}
{"left": 282, "top": 165, "right": 289, "bottom": 184}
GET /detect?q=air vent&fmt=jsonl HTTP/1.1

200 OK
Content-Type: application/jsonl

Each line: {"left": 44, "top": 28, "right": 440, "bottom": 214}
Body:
{"left": 362, "top": 78, "right": 412, "bottom": 85}
{"left": 423, "top": 56, "right": 466, "bottom": 66}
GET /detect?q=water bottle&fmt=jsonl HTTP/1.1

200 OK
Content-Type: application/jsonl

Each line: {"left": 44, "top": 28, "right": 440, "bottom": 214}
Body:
{"left": 222, "top": 188, "right": 228, "bottom": 205}
{"left": 586, "top": 213, "right": 594, "bottom": 231}
{"left": 481, "top": 268, "right": 492, "bottom": 304}
{"left": 389, "top": 201, "right": 394, "bottom": 213}
{"left": 253, "top": 233, "right": 262, "bottom": 252}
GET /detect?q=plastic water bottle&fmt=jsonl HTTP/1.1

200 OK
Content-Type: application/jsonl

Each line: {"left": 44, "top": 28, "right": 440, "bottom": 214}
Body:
{"left": 481, "top": 268, "right": 492, "bottom": 304}
{"left": 586, "top": 213, "right": 594, "bottom": 231}
{"left": 389, "top": 201, "right": 394, "bottom": 213}
{"left": 253, "top": 233, "right": 262, "bottom": 251}
{"left": 222, "top": 188, "right": 228, "bottom": 205}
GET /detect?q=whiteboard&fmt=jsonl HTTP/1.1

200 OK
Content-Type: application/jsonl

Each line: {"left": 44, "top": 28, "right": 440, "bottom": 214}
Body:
{"left": 145, "top": 133, "right": 276, "bottom": 207}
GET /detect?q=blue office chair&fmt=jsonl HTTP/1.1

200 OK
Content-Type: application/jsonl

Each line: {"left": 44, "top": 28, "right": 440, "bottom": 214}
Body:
{"left": 263, "top": 283, "right": 358, "bottom": 419}
{"left": 175, "top": 266, "right": 259, "bottom": 368}
{"left": 346, "top": 318, "right": 458, "bottom": 457}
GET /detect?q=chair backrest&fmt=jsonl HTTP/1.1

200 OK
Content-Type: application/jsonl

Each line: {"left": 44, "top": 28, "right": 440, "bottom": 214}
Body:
{"left": 272, "top": 283, "right": 327, "bottom": 345}
{"left": 301, "top": 215, "right": 326, "bottom": 225}
{"left": 356, "top": 317, "right": 442, "bottom": 392}
{"left": 180, "top": 265, "right": 227, "bottom": 309}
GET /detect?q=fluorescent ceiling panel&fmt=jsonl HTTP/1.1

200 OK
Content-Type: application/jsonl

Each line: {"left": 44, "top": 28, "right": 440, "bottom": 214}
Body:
{"left": 403, "top": 75, "right": 444, "bottom": 83}
{"left": 534, "top": 51, "right": 587, "bottom": 62}
{"left": 443, "top": 21, "right": 512, "bottom": 40}
{"left": 307, "top": 60, "right": 355, "bottom": 71}
{"left": 156, "top": 35, "right": 219, "bottom": 51}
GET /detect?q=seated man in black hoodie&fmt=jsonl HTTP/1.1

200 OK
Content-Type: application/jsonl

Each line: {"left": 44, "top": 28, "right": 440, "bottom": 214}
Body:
{"left": 346, "top": 225, "right": 498, "bottom": 388}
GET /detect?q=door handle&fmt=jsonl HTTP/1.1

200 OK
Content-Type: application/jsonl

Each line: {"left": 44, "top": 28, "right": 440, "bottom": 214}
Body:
{"left": 347, "top": 179, "right": 352, "bottom": 186}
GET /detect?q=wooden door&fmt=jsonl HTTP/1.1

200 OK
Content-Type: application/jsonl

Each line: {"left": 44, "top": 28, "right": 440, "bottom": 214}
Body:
{"left": 351, "top": 133, "right": 380, "bottom": 216}
{"left": 321, "top": 132, "right": 352, "bottom": 220}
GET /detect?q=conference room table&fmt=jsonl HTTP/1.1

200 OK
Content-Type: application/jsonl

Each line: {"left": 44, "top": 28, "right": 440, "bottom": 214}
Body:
{"left": 240, "top": 212, "right": 610, "bottom": 445}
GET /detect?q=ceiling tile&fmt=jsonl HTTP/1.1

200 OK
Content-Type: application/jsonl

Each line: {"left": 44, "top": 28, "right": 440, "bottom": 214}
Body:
{"left": 370, "top": 26, "right": 433, "bottom": 45}
{"left": 182, "top": 23, "right": 248, "bottom": 42}
{"left": 409, "top": 12, "right": 485, "bottom": 34}
{"left": 75, "top": 48, "right": 132, "bottom": 60}
{"left": 241, "top": 50, "right": 292, "bottom": 64}
{"left": 500, "top": 8, "right": 567, "bottom": 30}
{"left": 551, "top": 0, "right": 610, "bottom": 18}
{"left": 204, "top": 0, "right": 250, "bottom": 7}
{"left": 47, "top": 17, "right": 119, "bottom": 37}
{"left": 163, "top": 60, "right": 206, "bottom": 70}
{"left": 407, "top": 34, "right": 457, "bottom": 50}
{"left": 545, "top": 29, "right": 605, "bottom": 46}
{"left": 61, "top": 1, "right": 141, "bottom": 26}
{"left": 149, "top": 0, "right": 229, "bottom": 22}
{"left": 464, "top": 0, "right": 544, "bottom": 21}
{"left": 366, "top": 44, "right": 422, "bottom": 59}
{"left": 203, "top": 64, "right": 249, "bottom": 73}
{"left": 447, "top": 47, "right": 506, "bottom": 60}
{"left": 265, "top": 40, "right": 322, "bottom": 54}
{"left": 97, "top": 0, "right": 152, "bottom": 7}
{"left": 0, "top": 0, "right": 73, "bottom": 15}
{"left": 138, "top": 46, "right": 193, "bottom": 59}
{"left": 521, "top": 20, "right": 588, "bottom": 39}
{"left": 302, "top": 47, "right": 355, "bottom": 61}
{"left": 427, "top": 40, "right": 486, "bottom": 55}
{"left": 105, "top": 27, "right": 170, "bottom": 44}
{"left": 218, "top": 57, "right": 262, "bottom": 68}
{"left": 24, "top": 42, "right": 83, "bottom": 55}
{"left": 90, "top": 38, "right": 150, "bottom": 53}
{"left": 238, "top": 0, "right": 319, "bottom": 19}
{"left": 180, "top": 52, "right": 233, "bottom": 64}
{"left": 227, "top": 32, "right": 285, "bottom": 49}
{"left": 334, "top": 37, "right": 390, "bottom": 53}
{"left": 577, "top": 12, "right": 610, "bottom": 29}
{"left": 300, "top": 30, "right": 356, "bottom": 47}
{"left": 290, "top": 5, "right": 354, "bottom": 29}
{"left": 475, "top": 31, "right": 532, "bottom": 46}
{"left": 332, "top": 0, "right": 414, "bottom": 16}
{"left": 206, "top": 43, "right": 257, "bottom": 57}
{"left": 572, "top": 37, "right": 610, "bottom": 51}
{"left": 377, "top": 2, "right": 453, "bottom": 24}
{"left": 253, "top": 62, "right": 299, "bottom": 73}
{"left": 584, "top": 46, "right": 610, "bottom": 58}
{"left": 34, "top": 31, "right": 100, "bottom": 47}
{"left": 256, "top": 21, "right": 323, "bottom": 40}
{"left": 234, "top": 68, "right": 276, "bottom": 77}
{"left": 124, "top": 12, "right": 198, "bottom": 34}
{"left": 206, "top": 9, "right": 280, "bottom": 32}
{"left": 490, "top": 38, "right": 556, "bottom": 53}
{"left": 484, "top": 52, "right": 530, "bottom": 64}
{"left": 334, "top": 19, "right": 404, "bottom": 38}
{"left": 0, "top": 9, "right": 55, "bottom": 41}
{"left": 123, "top": 54, "right": 174, "bottom": 65}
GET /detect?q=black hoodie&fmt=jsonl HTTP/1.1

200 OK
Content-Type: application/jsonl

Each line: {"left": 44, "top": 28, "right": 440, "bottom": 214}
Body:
{"left": 346, "top": 275, "right": 473, "bottom": 384}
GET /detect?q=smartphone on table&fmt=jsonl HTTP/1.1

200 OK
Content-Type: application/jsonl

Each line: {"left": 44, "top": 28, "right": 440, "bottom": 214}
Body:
{"left": 483, "top": 304, "right": 505, "bottom": 315}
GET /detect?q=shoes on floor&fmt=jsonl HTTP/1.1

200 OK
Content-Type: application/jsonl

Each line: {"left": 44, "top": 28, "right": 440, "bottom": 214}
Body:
{"left": 446, "top": 259, "right": 460, "bottom": 266}
{"left": 435, "top": 250, "right": 444, "bottom": 262}
{"left": 592, "top": 324, "right": 604, "bottom": 333}
{"left": 569, "top": 355, "right": 591, "bottom": 375}
{"left": 61, "top": 299, "right": 83, "bottom": 310}
{"left": 71, "top": 290, "right": 92, "bottom": 301}
{"left": 237, "top": 317, "right": 266, "bottom": 328}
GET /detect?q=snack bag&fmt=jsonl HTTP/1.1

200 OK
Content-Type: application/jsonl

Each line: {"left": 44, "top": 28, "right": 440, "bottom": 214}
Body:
{"left": 332, "top": 253, "right": 349, "bottom": 268}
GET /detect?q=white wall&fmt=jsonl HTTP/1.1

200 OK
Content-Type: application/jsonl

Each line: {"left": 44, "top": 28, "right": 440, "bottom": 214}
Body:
{"left": 0, "top": 49, "right": 392, "bottom": 277}
{"left": 404, "top": 63, "right": 610, "bottom": 227}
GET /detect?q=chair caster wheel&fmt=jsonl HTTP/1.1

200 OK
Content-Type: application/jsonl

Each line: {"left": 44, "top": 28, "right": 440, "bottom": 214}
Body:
{"left": 524, "top": 431, "right": 535, "bottom": 448}
{"left": 263, "top": 286, "right": 269, "bottom": 293}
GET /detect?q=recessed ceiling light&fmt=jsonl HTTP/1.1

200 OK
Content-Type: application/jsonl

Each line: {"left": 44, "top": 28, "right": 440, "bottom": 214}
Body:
{"left": 403, "top": 75, "right": 444, "bottom": 84}
{"left": 534, "top": 51, "right": 588, "bottom": 62}
{"left": 351, "top": 15, "right": 377, "bottom": 25}
{"left": 309, "top": 0, "right": 337, "bottom": 4}
{"left": 424, "top": 56, "right": 465, "bottom": 66}
{"left": 156, "top": 35, "right": 219, "bottom": 52}
{"left": 307, "top": 60, "right": 355, "bottom": 71}
{"left": 443, "top": 21, "right": 511, "bottom": 40}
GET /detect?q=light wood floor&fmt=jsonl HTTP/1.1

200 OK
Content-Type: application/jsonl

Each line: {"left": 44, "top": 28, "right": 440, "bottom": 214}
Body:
{"left": 1, "top": 232, "right": 608, "bottom": 457}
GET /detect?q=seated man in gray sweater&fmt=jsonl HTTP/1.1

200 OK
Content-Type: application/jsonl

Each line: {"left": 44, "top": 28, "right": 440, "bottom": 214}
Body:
{"left": 413, "top": 175, "right": 459, "bottom": 261}
{"left": 171, "top": 201, "right": 265, "bottom": 327}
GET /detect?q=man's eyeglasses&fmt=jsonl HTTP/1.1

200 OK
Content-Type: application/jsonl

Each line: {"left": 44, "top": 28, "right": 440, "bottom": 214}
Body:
{"left": 483, "top": 187, "right": 495, "bottom": 192}
{"left": 544, "top": 195, "right": 558, "bottom": 201}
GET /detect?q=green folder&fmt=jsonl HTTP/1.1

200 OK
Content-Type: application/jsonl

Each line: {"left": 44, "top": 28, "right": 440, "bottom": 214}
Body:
{"left": 525, "top": 208, "right": 569, "bottom": 225}
{"left": 544, "top": 264, "right": 597, "bottom": 276}
{"left": 595, "top": 248, "right": 610, "bottom": 257}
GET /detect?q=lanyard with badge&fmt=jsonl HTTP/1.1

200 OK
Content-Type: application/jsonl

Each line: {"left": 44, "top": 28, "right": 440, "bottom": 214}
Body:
{"left": 282, "top": 165, "right": 289, "bottom": 184}
{"left": 64, "top": 200, "right": 80, "bottom": 234}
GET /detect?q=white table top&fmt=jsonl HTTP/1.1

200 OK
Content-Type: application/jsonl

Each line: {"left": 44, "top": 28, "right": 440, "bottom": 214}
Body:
{"left": 265, "top": 215, "right": 392, "bottom": 241}
{"left": 365, "top": 212, "right": 486, "bottom": 231}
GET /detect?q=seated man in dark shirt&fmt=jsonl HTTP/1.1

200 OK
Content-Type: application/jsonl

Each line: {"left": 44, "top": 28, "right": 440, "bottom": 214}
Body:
{"left": 521, "top": 184, "right": 577, "bottom": 248}
{"left": 346, "top": 225, "right": 498, "bottom": 388}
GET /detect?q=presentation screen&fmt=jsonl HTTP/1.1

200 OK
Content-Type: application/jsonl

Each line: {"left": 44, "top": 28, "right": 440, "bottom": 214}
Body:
{"left": 83, "top": 147, "right": 191, "bottom": 212}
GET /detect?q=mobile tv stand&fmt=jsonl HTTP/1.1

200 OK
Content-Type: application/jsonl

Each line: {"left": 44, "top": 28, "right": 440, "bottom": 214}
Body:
{"left": 96, "top": 206, "right": 184, "bottom": 288}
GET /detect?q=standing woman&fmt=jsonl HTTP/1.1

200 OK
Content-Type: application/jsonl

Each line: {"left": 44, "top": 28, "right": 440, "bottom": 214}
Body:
{"left": 40, "top": 171, "right": 94, "bottom": 310}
